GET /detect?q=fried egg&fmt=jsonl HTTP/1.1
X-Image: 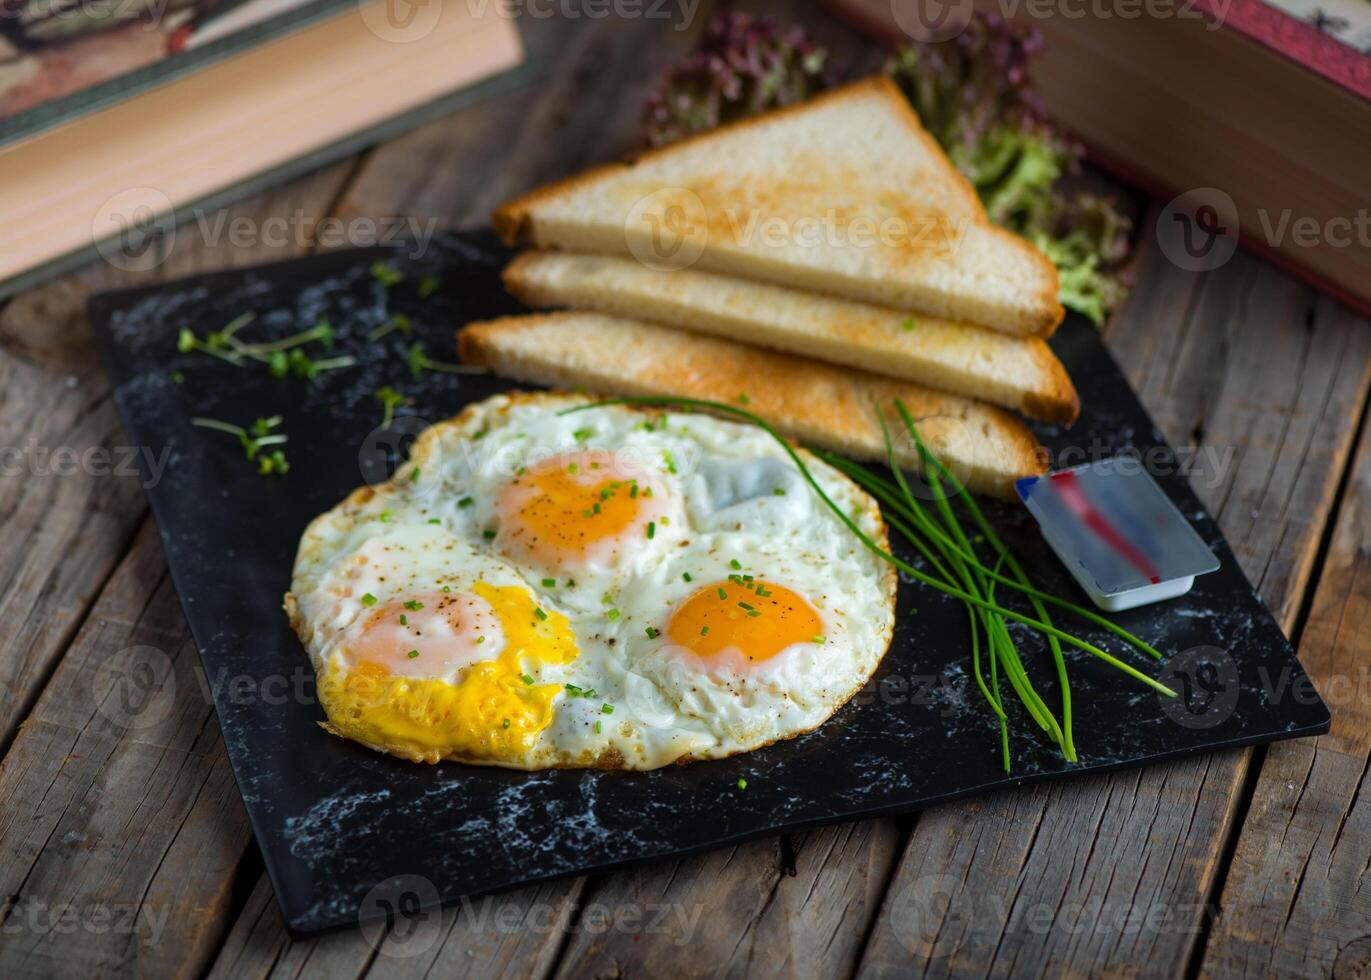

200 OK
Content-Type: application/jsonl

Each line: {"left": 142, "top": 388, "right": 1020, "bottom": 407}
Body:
{"left": 286, "top": 392, "right": 896, "bottom": 769}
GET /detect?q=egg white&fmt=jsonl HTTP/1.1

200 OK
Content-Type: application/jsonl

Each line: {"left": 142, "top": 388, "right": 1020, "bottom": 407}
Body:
{"left": 286, "top": 391, "right": 896, "bottom": 769}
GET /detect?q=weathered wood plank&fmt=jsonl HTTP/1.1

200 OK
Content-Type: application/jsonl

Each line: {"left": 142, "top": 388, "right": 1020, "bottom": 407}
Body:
{"left": 0, "top": 164, "right": 353, "bottom": 759}
{"left": 0, "top": 166, "right": 356, "bottom": 977}
{"left": 853, "top": 218, "right": 1371, "bottom": 977}
{"left": 1197, "top": 386, "right": 1371, "bottom": 977}
{"left": 208, "top": 873, "right": 586, "bottom": 980}
{"left": 0, "top": 520, "right": 253, "bottom": 978}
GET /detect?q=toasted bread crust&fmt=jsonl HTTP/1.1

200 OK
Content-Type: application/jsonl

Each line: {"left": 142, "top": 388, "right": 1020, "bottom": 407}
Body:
{"left": 494, "top": 77, "right": 946, "bottom": 243}
{"left": 492, "top": 75, "right": 1063, "bottom": 336}
{"left": 501, "top": 250, "right": 1079, "bottom": 424}
{"left": 459, "top": 312, "right": 1047, "bottom": 498}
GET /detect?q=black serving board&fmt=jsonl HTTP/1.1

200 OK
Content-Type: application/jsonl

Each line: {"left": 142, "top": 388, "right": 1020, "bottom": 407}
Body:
{"left": 90, "top": 231, "right": 1331, "bottom": 935}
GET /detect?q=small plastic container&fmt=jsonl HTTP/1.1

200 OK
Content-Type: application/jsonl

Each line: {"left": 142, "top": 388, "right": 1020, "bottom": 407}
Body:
{"left": 1015, "top": 458, "right": 1219, "bottom": 612}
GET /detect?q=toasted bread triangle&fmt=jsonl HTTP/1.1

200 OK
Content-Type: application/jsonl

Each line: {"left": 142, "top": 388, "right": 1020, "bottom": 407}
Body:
{"left": 458, "top": 312, "right": 1046, "bottom": 499}
{"left": 494, "top": 76, "right": 1063, "bottom": 337}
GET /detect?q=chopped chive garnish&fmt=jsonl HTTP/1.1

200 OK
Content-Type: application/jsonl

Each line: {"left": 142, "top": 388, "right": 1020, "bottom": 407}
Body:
{"left": 682, "top": 572, "right": 693, "bottom": 582}
{"left": 595, "top": 721, "right": 602, "bottom": 735}
{"left": 573, "top": 427, "right": 593, "bottom": 442}
{"left": 361, "top": 593, "right": 377, "bottom": 606}
{"left": 476, "top": 636, "right": 485, "bottom": 644}
{"left": 542, "top": 578, "right": 556, "bottom": 587}
{"left": 717, "top": 587, "right": 727, "bottom": 600}
{"left": 902, "top": 318, "right": 916, "bottom": 331}
{"left": 503, "top": 718, "right": 510, "bottom": 729}
{"left": 427, "top": 518, "right": 441, "bottom": 524}
{"left": 773, "top": 487, "right": 786, "bottom": 496}
{"left": 812, "top": 635, "right": 825, "bottom": 644}
{"left": 661, "top": 450, "right": 676, "bottom": 474}
{"left": 404, "top": 600, "right": 423, "bottom": 610}
{"left": 458, "top": 496, "right": 474, "bottom": 507}
{"left": 647, "top": 521, "right": 656, "bottom": 539}
{"left": 483, "top": 529, "right": 497, "bottom": 539}
{"left": 645, "top": 626, "right": 659, "bottom": 639}
{"left": 601, "top": 704, "right": 614, "bottom": 715}
{"left": 399, "top": 614, "right": 408, "bottom": 626}
{"left": 534, "top": 608, "right": 548, "bottom": 621}
{"left": 521, "top": 674, "right": 534, "bottom": 685}
{"left": 700, "top": 626, "right": 710, "bottom": 636}
{"left": 607, "top": 609, "right": 620, "bottom": 620}
{"left": 736, "top": 778, "right": 747, "bottom": 790}
{"left": 379, "top": 509, "right": 393, "bottom": 522}
{"left": 730, "top": 559, "right": 742, "bottom": 570}
{"left": 406, "top": 649, "right": 419, "bottom": 659}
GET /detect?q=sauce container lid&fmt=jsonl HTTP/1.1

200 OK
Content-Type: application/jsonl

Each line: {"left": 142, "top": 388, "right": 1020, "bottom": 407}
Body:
{"left": 1015, "top": 458, "right": 1219, "bottom": 612}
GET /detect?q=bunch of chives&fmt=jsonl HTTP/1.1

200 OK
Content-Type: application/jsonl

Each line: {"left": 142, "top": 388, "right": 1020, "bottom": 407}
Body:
{"left": 561, "top": 396, "right": 1175, "bottom": 771}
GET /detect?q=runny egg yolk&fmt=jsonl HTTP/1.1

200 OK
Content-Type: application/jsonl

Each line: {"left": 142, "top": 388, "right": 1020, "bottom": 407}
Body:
{"left": 666, "top": 580, "right": 824, "bottom": 664}
{"left": 495, "top": 450, "right": 671, "bottom": 570}
{"left": 317, "top": 582, "right": 579, "bottom": 764}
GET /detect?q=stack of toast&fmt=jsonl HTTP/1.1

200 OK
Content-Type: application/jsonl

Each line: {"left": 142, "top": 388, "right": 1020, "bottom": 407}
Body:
{"left": 460, "top": 76, "right": 1077, "bottom": 498}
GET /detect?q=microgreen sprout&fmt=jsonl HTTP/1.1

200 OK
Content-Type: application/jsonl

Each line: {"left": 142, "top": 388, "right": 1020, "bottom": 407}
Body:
{"left": 374, "top": 386, "right": 405, "bottom": 428}
{"left": 368, "top": 313, "right": 412, "bottom": 342}
{"left": 370, "top": 261, "right": 403, "bottom": 288}
{"left": 407, "top": 342, "right": 484, "bottom": 377}
{"left": 191, "top": 415, "right": 290, "bottom": 476}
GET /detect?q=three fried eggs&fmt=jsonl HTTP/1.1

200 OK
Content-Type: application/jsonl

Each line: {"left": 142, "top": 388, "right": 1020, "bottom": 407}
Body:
{"left": 286, "top": 392, "right": 896, "bottom": 769}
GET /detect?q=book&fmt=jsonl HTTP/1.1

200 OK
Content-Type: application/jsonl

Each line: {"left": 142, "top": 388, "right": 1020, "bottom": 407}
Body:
{"left": 824, "top": 0, "right": 1371, "bottom": 316}
{"left": 0, "top": 0, "right": 528, "bottom": 297}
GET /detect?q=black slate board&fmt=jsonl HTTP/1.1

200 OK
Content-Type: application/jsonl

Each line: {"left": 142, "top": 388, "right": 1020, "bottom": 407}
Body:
{"left": 89, "top": 231, "right": 1331, "bottom": 936}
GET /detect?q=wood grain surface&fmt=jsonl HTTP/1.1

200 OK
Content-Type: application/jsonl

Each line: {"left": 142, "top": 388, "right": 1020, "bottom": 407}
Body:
{"left": 0, "top": 5, "right": 1366, "bottom": 979}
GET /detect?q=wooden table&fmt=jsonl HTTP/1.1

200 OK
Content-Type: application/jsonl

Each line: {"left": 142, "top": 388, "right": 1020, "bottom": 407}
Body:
{"left": 3, "top": 4, "right": 1370, "bottom": 977}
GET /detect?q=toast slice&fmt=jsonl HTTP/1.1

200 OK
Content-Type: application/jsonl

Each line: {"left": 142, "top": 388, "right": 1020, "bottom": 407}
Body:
{"left": 458, "top": 312, "right": 1046, "bottom": 499}
{"left": 503, "top": 250, "right": 1080, "bottom": 425}
{"left": 493, "top": 76, "right": 1063, "bottom": 338}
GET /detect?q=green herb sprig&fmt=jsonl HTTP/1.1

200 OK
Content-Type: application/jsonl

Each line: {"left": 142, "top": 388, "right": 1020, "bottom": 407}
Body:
{"left": 407, "top": 342, "right": 485, "bottom": 378}
{"left": 190, "top": 415, "right": 290, "bottom": 476}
